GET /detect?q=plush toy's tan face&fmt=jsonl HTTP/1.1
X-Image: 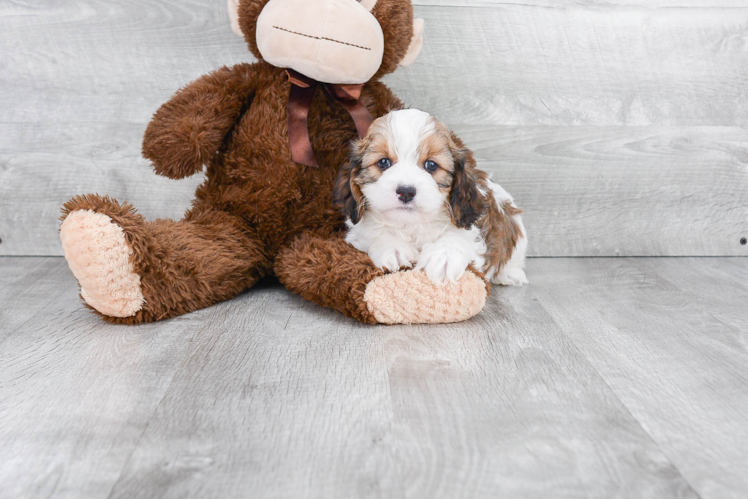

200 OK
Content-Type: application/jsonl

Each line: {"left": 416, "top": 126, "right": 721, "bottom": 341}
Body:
{"left": 235, "top": 0, "right": 425, "bottom": 83}
{"left": 256, "top": 0, "right": 384, "bottom": 84}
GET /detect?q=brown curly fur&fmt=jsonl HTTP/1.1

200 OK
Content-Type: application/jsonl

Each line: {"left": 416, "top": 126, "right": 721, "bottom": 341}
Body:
{"left": 61, "top": 194, "right": 267, "bottom": 323}
{"left": 61, "top": 0, "right": 485, "bottom": 324}
{"left": 448, "top": 135, "right": 523, "bottom": 276}
{"left": 474, "top": 173, "right": 524, "bottom": 276}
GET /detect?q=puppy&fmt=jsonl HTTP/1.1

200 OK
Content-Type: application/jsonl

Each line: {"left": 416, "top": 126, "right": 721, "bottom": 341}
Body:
{"left": 334, "top": 109, "right": 528, "bottom": 286}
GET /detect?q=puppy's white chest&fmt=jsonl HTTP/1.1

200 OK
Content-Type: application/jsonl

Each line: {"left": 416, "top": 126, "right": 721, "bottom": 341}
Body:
{"left": 396, "top": 221, "right": 449, "bottom": 250}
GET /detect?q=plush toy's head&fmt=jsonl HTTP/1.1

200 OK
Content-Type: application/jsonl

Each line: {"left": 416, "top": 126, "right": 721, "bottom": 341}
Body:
{"left": 229, "top": 0, "right": 425, "bottom": 84}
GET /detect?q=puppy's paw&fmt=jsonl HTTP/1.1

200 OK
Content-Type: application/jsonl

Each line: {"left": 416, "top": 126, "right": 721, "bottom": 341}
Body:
{"left": 494, "top": 265, "right": 529, "bottom": 286}
{"left": 369, "top": 243, "right": 419, "bottom": 272}
{"left": 415, "top": 244, "right": 470, "bottom": 284}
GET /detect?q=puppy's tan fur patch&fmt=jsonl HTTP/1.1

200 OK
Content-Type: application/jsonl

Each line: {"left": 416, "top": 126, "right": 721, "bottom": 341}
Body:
{"left": 475, "top": 171, "right": 524, "bottom": 274}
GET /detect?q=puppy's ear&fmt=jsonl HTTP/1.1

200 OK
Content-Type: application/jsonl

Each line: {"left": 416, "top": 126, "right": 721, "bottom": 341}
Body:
{"left": 334, "top": 141, "right": 366, "bottom": 224}
{"left": 450, "top": 148, "right": 486, "bottom": 229}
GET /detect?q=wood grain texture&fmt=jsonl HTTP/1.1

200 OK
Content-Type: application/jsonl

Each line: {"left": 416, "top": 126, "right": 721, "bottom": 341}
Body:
{"left": 464, "top": 126, "right": 748, "bottom": 257}
{"left": 389, "top": 4, "right": 748, "bottom": 127}
{"left": 5, "top": 256, "right": 737, "bottom": 497}
{"left": 0, "top": 258, "right": 211, "bottom": 497}
{"left": 377, "top": 294, "right": 695, "bottom": 498}
{"left": 0, "top": 257, "right": 71, "bottom": 344}
{"left": 107, "top": 281, "right": 696, "bottom": 498}
{"left": 0, "top": 122, "right": 204, "bottom": 256}
{"left": 1, "top": 0, "right": 747, "bottom": 256}
{"left": 530, "top": 257, "right": 748, "bottom": 497}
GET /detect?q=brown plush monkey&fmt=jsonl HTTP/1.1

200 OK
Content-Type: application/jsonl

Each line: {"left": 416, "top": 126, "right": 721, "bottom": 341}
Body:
{"left": 59, "top": 0, "right": 488, "bottom": 325}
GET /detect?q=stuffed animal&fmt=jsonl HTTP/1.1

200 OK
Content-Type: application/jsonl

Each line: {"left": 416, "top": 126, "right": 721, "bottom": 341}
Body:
{"left": 59, "top": 0, "right": 489, "bottom": 325}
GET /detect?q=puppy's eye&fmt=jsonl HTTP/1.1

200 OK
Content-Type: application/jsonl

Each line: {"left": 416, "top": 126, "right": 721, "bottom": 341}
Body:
{"left": 424, "top": 160, "right": 438, "bottom": 173}
{"left": 377, "top": 158, "right": 392, "bottom": 170}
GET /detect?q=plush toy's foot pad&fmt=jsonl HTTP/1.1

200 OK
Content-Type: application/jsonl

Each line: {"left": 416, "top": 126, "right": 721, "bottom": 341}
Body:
{"left": 363, "top": 270, "right": 487, "bottom": 325}
{"left": 60, "top": 210, "right": 145, "bottom": 318}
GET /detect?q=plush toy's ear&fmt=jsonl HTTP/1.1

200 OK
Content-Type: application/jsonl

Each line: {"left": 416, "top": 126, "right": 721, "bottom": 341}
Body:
{"left": 399, "top": 18, "right": 425, "bottom": 68}
{"left": 228, "top": 0, "right": 243, "bottom": 36}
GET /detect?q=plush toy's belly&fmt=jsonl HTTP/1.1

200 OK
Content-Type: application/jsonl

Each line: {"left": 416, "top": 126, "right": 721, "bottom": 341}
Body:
{"left": 204, "top": 90, "right": 357, "bottom": 246}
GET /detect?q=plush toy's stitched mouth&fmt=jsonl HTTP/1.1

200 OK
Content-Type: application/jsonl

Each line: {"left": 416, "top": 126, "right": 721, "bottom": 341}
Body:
{"left": 272, "top": 26, "right": 371, "bottom": 51}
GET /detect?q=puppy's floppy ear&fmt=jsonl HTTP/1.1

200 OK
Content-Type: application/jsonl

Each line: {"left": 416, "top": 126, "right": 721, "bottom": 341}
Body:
{"left": 450, "top": 148, "right": 487, "bottom": 229}
{"left": 334, "top": 140, "right": 366, "bottom": 224}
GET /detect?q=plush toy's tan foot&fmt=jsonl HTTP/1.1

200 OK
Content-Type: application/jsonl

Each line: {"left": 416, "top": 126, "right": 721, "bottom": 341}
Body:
{"left": 60, "top": 209, "right": 145, "bottom": 318}
{"left": 364, "top": 269, "right": 487, "bottom": 324}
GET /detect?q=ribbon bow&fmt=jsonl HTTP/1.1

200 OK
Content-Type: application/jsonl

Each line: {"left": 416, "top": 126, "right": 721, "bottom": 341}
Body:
{"left": 286, "top": 69, "right": 374, "bottom": 168}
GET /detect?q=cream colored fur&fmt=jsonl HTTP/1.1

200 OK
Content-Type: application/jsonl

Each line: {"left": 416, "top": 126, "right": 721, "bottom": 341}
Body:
{"left": 364, "top": 269, "right": 487, "bottom": 324}
{"left": 398, "top": 17, "right": 424, "bottom": 68}
{"left": 229, "top": 0, "right": 243, "bottom": 36}
{"left": 60, "top": 210, "right": 145, "bottom": 318}
{"left": 255, "top": 0, "right": 385, "bottom": 84}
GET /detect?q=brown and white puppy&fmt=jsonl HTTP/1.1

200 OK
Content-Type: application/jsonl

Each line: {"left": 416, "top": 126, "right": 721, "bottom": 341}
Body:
{"left": 334, "top": 109, "right": 528, "bottom": 285}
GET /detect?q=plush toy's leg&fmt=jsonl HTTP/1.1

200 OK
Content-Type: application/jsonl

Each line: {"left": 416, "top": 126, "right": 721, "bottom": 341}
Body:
{"left": 60, "top": 194, "right": 268, "bottom": 324}
{"left": 274, "top": 232, "right": 383, "bottom": 323}
{"left": 274, "top": 232, "right": 489, "bottom": 325}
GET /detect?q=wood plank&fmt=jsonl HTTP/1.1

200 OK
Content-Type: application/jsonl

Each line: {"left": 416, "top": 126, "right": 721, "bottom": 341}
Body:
{"left": 637, "top": 257, "right": 748, "bottom": 335}
{"left": 3, "top": 1, "right": 746, "bottom": 127}
{"left": 107, "top": 264, "right": 694, "bottom": 497}
{"left": 0, "top": 258, "right": 213, "bottom": 497}
{"left": 107, "top": 286, "right": 399, "bottom": 498}
{"left": 464, "top": 125, "right": 748, "bottom": 257}
{"left": 5, "top": 256, "right": 748, "bottom": 496}
{"left": 0, "top": 257, "right": 73, "bottom": 343}
{"left": 0, "top": 123, "right": 203, "bottom": 256}
{"left": 388, "top": 4, "right": 748, "bottom": 127}
{"left": 529, "top": 257, "right": 748, "bottom": 497}
{"left": 0, "top": 0, "right": 250, "bottom": 104}
{"left": 376, "top": 290, "right": 696, "bottom": 497}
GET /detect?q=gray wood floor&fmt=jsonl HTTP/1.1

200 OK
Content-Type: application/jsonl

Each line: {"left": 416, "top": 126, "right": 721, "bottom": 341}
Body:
{"left": 1, "top": 256, "right": 747, "bottom": 498}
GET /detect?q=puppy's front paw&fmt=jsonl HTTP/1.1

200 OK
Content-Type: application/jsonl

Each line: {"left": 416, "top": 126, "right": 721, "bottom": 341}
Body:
{"left": 415, "top": 244, "right": 470, "bottom": 284}
{"left": 494, "top": 265, "right": 529, "bottom": 286}
{"left": 369, "top": 243, "right": 419, "bottom": 272}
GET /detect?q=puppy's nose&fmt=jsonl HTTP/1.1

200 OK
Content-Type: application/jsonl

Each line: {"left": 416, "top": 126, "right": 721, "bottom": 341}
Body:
{"left": 396, "top": 185, "right": 416, "bottom": 203}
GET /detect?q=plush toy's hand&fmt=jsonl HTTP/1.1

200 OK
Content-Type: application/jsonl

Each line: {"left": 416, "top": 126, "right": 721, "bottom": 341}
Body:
{"left": 142, "top": 64, "right": 259, "bottom": 179}
{"left": 364, "top": 269, "right": 488, "bottom": 325}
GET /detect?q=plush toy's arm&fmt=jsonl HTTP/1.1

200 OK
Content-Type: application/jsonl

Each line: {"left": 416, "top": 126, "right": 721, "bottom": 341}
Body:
{"left": 142, "top": 63, "right": 260, "bottom": 179}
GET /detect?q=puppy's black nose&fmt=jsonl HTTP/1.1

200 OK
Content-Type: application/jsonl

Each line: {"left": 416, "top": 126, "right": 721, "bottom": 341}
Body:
{"left": 396, "top": 185, "right": 416, "bottom": 203}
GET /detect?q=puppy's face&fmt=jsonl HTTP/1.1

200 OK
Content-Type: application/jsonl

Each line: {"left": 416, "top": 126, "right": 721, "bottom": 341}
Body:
{"left": 334, "top": 109, "right": 485, "bottom": 227}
